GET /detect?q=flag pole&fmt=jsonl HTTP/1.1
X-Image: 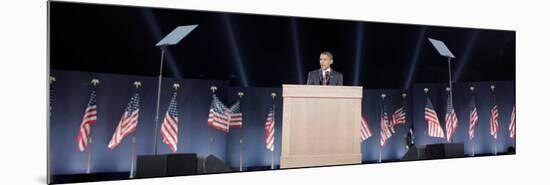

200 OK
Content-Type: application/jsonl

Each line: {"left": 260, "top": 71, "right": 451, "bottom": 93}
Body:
{"left": 208, "top": 128, "right": 213, "bottom": 155}
{"left": 379, "top": 142, "right": 383, "bottom": 162}
{"left": 446, "top": 57, "right": 454, "bottom": 144}
{"left": 471, "top": 138, "right": 475, "bottom": 157}
{"left": 209, "top": 86, "right": 217, "bottom": 156}
{"left": 445, "top": 87, "right": 452, "bottom": 143}
{"left": 402, "top": 92, "right": 407, "bottom": 149}
{"left": 447, "top": 57, "right": 453, "bottom": 113}
{"left": 86, "top": 137, "right": 92, "bottom": 174}
{"left": 423, "top": 88, "right": 429, "bottom": 146}
{"left": 153, "top": 48, "right": 165, "bottom": 155}
{"left": 130, "top": 136, "right": 136, "bottom": 178}
{"left": 491, "top": 85, "right": 497, "bottom": 155}
{"left": 379, "top": 93, "right": 386, "bottom": 163}
{"left": 239, "top": 129, "right": 243, "bottom": 171}
{"left": 48, "top": 76, "right": 55, "bottom": 183}
{"left": 271, "top": 93, "right": 276, "bottom": 169}
{"left": 86, "top": 79, "right": 99, "bottom": 174}
{"left": 237, "top": 92, "right": 244, "bottom": 172}
{"left": 173, "top": 83, "right": 181, "bottom": 153}
{"left": 271, "top": 149, "right": 274, "bottom": 170}
{"left": 470, "top": 86, "right": 475, "bottom": 157}
{"left": 129, "top": 81, "right": 141, "bottom": 179}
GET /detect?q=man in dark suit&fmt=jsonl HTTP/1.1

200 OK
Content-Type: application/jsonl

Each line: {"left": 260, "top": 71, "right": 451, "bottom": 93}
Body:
{"left": 306, "top": 51, "right": 343, "bottom": 86}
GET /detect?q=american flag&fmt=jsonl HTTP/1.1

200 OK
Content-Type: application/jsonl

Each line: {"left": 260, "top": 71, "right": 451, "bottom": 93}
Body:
{"left": 469, "top": 96, "right": 479, "bottom": 141}
{"left": 207, "top": 94, "right": 230, "bottom": 133}
{"left": 228, "top": 100, "right": 243, "bottom": 128}
{"left": 360, "top": 116, "right": 373, "bottom": 142}
{"left": 425, "top": 97, "right": 445, "bottom": 138}
{"left": 490, "top": 104, "right": 499, "bottom": 139}
{"left": 509, "top": 105, "right": 515, "bottom": 139}
{"left": 160, "top": 92, "right": 179, "bottom": 153}
{"left": 445, "top": 94, "right": 458, "bottom": 142}
{"left": 265, "top": 104, "right": 275, "bottom": 152}
{"left": 76, "top": 89, "right": 97, "bottom": 152}
{"left": 380, "top": 112, "right": 392, "bottom": 147}
{"left": 108, "top": 93, "right": 140, "bottom": 149}
{"left": 390, "top": 106, "right": 406, "bottom": 133}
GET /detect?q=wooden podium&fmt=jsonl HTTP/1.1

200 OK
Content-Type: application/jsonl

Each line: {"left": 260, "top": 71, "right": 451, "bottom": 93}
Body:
{"left": 280, "top": 84, "right": 363, "bottom": 168}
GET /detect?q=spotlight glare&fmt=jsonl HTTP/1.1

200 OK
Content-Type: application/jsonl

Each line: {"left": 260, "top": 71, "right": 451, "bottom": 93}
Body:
{"left": 222, "top": 14, "right": 249, "bottom": 87}
{"left": 291, "top": 18, "right": 305, "bottom": 84}
{"left": 404, "top": 27, "right": 427, "bottom": 89}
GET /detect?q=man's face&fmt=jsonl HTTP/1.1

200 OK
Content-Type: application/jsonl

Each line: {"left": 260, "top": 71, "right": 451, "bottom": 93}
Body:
{"left": 319, "top": 54, "right": 333, "bottom": 70}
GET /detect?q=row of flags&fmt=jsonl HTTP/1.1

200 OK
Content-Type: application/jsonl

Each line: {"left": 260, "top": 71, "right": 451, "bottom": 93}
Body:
{"left": 359, "top": 91, "right": 516, "bottom": 147}
{"left": 74, "top": 83, "right": 515, "bottom": 155}
{"left": 75, "top": 85, "right": 277, "bottom": 154}
{"left": 422, "top": 91, "right": 515, "bottom": 141}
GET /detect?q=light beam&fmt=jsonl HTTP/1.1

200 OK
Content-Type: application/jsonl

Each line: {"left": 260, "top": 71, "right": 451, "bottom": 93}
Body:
{"left": 222, "top": 14, "right": 249, "bottom": 87}
{"left": 404, "top": 27, "right": 427, "bottom": 89}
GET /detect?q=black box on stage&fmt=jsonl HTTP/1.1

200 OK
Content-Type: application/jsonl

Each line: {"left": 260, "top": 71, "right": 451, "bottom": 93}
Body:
{"left": 136, "top": 154, "right": 198, "bottom": 178}
{"left": 166, "top": 153, "right": 197, "bottom": 176}
{"left": 197, "top": 155, "right": 232, "bottom": 174}
{"left": 425, "top": 143, "right": 464, "bottom": 159}
{"left": 136, "top": 155, "right": 167, "bottom": 178}
{"left": 401, "top": 145, "right": 419, "bottom": 161}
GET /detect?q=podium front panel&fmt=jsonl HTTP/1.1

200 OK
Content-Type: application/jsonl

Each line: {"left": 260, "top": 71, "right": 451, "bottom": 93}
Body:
{"left": 280, "top": 85, "right": 362, "bottom": 168}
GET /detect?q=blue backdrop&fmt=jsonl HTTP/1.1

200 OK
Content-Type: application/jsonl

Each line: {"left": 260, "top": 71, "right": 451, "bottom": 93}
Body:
{"left": 49, "top": 70, "right": 515, "bottom": 175}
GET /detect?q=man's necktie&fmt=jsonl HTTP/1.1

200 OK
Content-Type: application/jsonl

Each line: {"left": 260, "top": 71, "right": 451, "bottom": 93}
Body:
{"left": 322, "top": 72, "right": 328, "bottom": 85}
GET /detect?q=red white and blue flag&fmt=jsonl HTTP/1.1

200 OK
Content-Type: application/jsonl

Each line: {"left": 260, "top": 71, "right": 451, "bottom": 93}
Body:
{"left": 360, "top": 116, "right": 373, "bottom": 142}
{"left": 445, "top": 94, "right": 458, "bottom": 142}
{"left": 208, "top": 94, "right": 230, "bottom": 133}
{"left": 108, "top": 92, "right": 140, "bottom": 149}
{"left": 490, "top": 103, "right": 500, "bottom": 139}
{"left": 390, "top": 106, "right": 406, "bottom": 133}
{"left": 380, "top": 112, "right": 392, "bottom": 147}
{"left": 509, "top": 105, "right": 516, "bottom": 139}
{"left": 77, "top": 89, "right": 97, "bottom": 152}
{"left": 160, "top": 92, "right": 179, "bottom": 153}
{"left": 469, "top": 96, "right": 479, "bottom": 141}
{"left": 425, "top": 97, "right": 445, "bottom": 138}
{"left": 265, "top": 104, "right": 275, "bottom": 152}
{"left": 228, "top": 100, "right": 243, "bottom": 128}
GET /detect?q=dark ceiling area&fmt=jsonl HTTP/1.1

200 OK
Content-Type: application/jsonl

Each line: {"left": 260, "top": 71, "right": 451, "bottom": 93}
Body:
{"left": 49, "top": 2, "right": 515, "bottom": 89}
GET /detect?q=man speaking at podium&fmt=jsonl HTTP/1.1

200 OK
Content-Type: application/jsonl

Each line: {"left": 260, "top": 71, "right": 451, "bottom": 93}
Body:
{"left": 306, "top": 51, "right": 343, "bottom": 86}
